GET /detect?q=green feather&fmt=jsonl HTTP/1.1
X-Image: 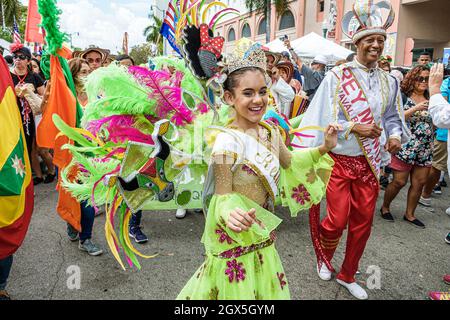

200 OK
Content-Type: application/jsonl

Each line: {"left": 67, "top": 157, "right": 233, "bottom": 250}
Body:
{"left": 82, "top": 64, "right": 157, "bottom": 125}
{"left": 52, "top": 114, "right": 96, "bottom": 148}
{"left": 151, "top": 56, "right": 204, "bottom": 99}
{"left": 37, "top": 0, "right": 67, "bottom": 55}
{"left": 60, "top": 154, "right": 120, "bottom": 205}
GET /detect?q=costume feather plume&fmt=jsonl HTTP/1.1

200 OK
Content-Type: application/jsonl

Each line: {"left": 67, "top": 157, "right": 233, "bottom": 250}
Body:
{"left": 151, "top": 56, "right": 205, "bottom": 99}
{"left": 128, "top": 66, "right": 195, "bottom": 126}
{"left": 37, "top": 0, "right": 67, "bottom": 55}
{"left": 86, "top": 115, "right": 154, "bottom": 144}
{"left": 81, "top": 64, "right": 157, "bottom": 126}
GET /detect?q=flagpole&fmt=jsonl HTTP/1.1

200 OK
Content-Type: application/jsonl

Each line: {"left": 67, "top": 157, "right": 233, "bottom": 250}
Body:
{"left": 1, "top": 1, "right": 6, "bottom": 30}
{"left": 162, "top": 9, "right": 166, "bottom": 56}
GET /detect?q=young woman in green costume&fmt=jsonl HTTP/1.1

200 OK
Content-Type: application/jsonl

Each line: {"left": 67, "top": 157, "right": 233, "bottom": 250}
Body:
{"left": 177, "top": 45, "right": 340, "bottom": 300}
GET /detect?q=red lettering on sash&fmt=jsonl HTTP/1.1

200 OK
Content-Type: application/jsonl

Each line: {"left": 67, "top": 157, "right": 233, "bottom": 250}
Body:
{"left": 351, "top": 89, "right": 367, "bottom": 104}
{"left": 342, "top": 79, "right": 357, "bottom": 96}
{"left": 342, "top": 68, "right": 353, "bottom": 80}
{"left": 358, "top": 108, "right": 373, "bottom": 124}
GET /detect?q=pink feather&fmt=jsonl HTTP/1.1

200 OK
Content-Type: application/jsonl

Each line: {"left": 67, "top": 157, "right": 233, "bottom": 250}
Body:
{"left": 172, "top": 71, "right": 184, "bottom": 88}
{"left": 108, "top": 127, "right": 154, "bottom": 144}
{"left": 87, "top": 115, "right": 136, "bottom": 135}
{"left": 197, "top": 103, "right": 209, "bottom": 114}
{"left": 98, "top": 148, "right": 127, "bottom": 162}
{"left": 128, "top": 66, "right": 194, "bottom": 126}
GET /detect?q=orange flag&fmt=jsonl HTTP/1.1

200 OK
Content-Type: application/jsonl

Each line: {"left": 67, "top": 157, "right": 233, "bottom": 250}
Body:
{"left": 37, "top": 54, "right": 81, "bottom": 231}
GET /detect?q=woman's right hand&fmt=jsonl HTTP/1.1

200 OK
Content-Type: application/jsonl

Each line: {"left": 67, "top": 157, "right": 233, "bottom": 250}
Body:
{"left": 227, "top": 208, "right": 256, "bottom": 233}
{"left": 414, "top": 101, "right": 429, "bottom": 112}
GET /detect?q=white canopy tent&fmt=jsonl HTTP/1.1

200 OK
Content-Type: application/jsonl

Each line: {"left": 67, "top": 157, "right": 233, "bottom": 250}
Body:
{"left": 265, "top": 38, "right": 289, "bottom": 53}
{"left": 291, "top": 32, "right": 353, "bottom": 63}
{"left": 266, "top": 32, "right": 354, "bottom": 64}
{"left": 0, "top": 38, "right": 12, "bottom": 55}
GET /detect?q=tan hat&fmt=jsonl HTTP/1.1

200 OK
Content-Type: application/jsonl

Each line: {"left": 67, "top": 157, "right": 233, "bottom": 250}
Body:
{"left": 72, "top": 47, "right": 110, "bottom": 61}
{"left": 275, "top": 61, "right": 294, "bottom": 83}
{"left": 265, "top": 51, "right": 282, "bottom": 65}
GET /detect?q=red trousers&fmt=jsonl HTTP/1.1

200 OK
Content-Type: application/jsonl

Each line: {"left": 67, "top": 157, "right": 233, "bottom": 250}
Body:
{"left": 321, "top": 153, "right": 379, "bottom": 283}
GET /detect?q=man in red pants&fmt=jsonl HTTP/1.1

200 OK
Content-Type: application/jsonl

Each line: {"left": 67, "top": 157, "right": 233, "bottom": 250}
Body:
{"left": 300, "top": 0, "right": 409, "bottom": 299}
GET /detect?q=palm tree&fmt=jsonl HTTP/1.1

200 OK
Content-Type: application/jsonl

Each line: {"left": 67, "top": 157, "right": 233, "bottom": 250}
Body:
{"left": 1, "top": 0, "right": 21, "bottom": 29}
{"left": 143, "top": 14, "right": 163, "bottom": 55}
{"left": 245, "top": 0, "right": 289, "bottom": 44}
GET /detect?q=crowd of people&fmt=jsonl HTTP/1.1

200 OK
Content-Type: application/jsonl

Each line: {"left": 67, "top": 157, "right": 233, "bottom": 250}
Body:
{"left": 263, "top": 43, "right": 450, "bottom": 233}
{"left": 1, "top": 0, "right": 449, "bottom": 302}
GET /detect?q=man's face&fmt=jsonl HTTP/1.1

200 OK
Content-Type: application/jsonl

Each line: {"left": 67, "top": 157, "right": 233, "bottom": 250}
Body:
{"left": 85, "top": 51, "right": 103, "bottom": 70}
{"left": 119, "top": 58, "right": 133, "bottom": 67}
{"left": 356, "top": 34, "right": 385, "bottom": 66}
{"left": 418, "top": 55, "right": 431, "bottom": 65}
{"left": 311, "top": 62, "right": 324, "bottom": 71}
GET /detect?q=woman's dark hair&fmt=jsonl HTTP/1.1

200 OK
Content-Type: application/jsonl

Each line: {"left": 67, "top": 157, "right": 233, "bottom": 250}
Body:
{"left": 30, "top": 58, "right": 45, "bottom": 80}
{"left": 223, "top": 67, "right": 265, "bottom": 93}
{"left": 401, "top": 65, "right": 430, "bottom": 98}
{"left": 5, "top": 55, "right": 13, "bottom": 64}
{"left": 116, "top": 54, "right": 135, "bottom": 65}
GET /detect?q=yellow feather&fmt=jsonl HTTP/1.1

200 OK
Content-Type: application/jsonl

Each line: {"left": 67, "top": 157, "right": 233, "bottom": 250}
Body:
{"left": 202, "top": 1, "right": 226, "bottom": 24}
{"left": 123, "top": 209, "right": 159, "bottom": 259}
{"left": 104, "top": 192, "right": 126, "bottom": 270}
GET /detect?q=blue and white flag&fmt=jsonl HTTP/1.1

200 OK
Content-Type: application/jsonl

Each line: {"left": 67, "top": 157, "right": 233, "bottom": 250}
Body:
{"left": 160, "top": 1, "right": 181, "bottom": 55}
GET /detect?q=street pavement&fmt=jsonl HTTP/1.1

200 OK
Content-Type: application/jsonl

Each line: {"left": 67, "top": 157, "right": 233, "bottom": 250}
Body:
{"left": 7, "top": 177, "right": 450, "bottom": 300}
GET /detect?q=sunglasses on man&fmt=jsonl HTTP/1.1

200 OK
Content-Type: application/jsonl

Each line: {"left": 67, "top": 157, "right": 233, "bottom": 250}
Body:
{"left": 13, "top": 54, "right": 28, "bottom": 61}
{"left": 87, "top": 58, "right": 102, "bottom": 64}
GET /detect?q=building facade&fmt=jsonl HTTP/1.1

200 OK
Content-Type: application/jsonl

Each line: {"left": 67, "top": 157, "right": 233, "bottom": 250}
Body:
{"left": 211, "top": 0, "right": 449, "bottom": 66}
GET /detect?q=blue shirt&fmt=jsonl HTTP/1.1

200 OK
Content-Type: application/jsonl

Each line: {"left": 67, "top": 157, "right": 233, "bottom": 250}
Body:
{"left": 436, "top": 78, "right": 449, "bottom": 142}
{"left": 441, "top": 78, "right": 450, "bottom": 99}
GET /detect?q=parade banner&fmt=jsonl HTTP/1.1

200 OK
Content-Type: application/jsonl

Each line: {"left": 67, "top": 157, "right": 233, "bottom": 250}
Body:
{"left": 25, "top": 0, "right": 44, "bottom": 44}
{"left": 0, "top": 56, "right": 34, "bottom": 259}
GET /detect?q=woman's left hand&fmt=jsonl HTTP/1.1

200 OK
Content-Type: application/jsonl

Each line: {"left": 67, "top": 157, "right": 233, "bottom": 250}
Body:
{"left": 322, "top": 123, "right": 341, "bottom": 152}
{"left": 385, "top": 138, "right": 402, "bottom": 154}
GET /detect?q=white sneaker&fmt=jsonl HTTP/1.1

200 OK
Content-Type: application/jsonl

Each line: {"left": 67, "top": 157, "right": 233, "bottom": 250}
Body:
{"left": 336, "top": 279, "right": 368, "bottom": 300}
{"left": 317, "top": 263, "right": 332, "bottom": 281}
{"left": 418, "top": 196, "right": 431, "bottom": 207}
{"left": 176, "top": 208, "right": 187, "bottom": 219}
{"left": 446, "top": 207, "right": 450, "bottom": 217}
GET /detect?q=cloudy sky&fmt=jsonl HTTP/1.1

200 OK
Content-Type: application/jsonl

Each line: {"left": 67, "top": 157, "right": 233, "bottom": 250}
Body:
{"left": 21, "top": 0, "right": 164, "bottom": 53}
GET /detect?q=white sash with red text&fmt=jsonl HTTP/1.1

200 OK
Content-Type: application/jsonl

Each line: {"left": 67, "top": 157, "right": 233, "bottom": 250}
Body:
{"left": 334, "top": 67, "right": 381, "bottom": 178}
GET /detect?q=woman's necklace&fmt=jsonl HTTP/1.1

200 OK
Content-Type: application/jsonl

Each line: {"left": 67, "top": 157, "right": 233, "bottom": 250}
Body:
{"left": 14, "top": 69, "right": 28, "bottom": 84}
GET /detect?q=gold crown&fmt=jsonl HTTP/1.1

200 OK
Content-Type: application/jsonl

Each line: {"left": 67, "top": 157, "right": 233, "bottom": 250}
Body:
{"left": 225, "top": 39, "right": 267, "bottom": 75}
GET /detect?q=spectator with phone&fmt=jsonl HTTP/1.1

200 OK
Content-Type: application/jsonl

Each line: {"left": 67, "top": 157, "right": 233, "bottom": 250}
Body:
{"left": 426, "top": 63, "right": 450, "bottom": 300}
{"left": 279, "top": 36, "right": 303, "bottom": 86}
{"left": 419, "top": 66, "right": 448, "bottom": 207}
{"left": 283, "top": 38, "right": 326, "bottom": 102}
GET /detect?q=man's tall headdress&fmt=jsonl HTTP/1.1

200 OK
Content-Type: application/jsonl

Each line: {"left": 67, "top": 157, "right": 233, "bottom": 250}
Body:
{"left": 342, "top": 0, "right": 395, "bottom": 44}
